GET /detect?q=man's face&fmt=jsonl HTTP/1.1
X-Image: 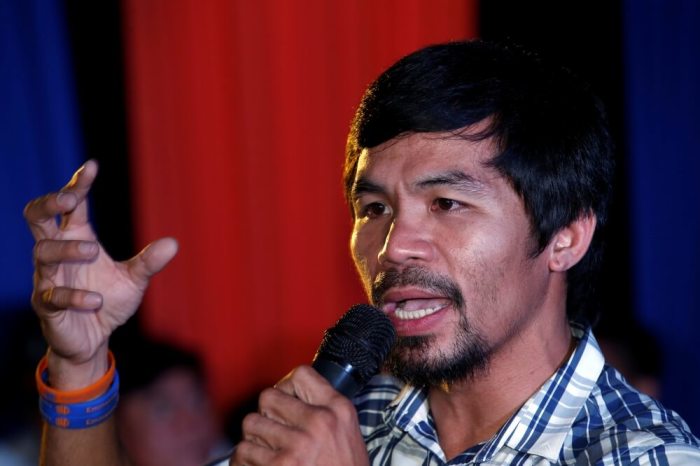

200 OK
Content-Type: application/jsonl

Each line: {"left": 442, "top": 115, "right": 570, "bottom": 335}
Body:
{"left": 349, "top": 127, "right": 553, "bottom": 387}
{"left": 117, "top": 368, "right": 218, "bottom": 466}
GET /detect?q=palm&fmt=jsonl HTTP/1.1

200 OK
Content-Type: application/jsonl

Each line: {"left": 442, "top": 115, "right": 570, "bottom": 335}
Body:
{"left": 44, "top": 224, "right": 145, "bottom": 361}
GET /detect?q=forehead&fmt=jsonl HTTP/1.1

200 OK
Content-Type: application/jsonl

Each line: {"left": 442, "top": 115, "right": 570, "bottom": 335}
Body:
{"left": 354, "top": 129, "right": 502, "bottom": 191}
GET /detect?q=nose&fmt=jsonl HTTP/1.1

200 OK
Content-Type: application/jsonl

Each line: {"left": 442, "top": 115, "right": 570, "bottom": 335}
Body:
{"left": 377, "top": 215, "right": 434, "bottom": 267}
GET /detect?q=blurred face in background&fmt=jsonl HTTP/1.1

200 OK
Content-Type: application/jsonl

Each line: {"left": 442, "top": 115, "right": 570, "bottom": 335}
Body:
{"left": 117, "top": 367, "right": 219, "bottom": 466}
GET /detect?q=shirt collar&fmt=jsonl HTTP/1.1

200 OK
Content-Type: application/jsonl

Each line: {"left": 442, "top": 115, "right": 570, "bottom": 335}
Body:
{"left": 498, "top": 323, "right": 605, "bottom": 461}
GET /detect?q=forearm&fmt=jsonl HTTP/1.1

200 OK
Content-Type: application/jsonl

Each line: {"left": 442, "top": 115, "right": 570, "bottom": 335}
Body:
{"left": 41, "top": 417, "right": 129, "bottom": 466}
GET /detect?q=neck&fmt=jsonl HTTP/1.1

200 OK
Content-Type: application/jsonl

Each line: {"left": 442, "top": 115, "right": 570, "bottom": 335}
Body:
{"left": 428, "top": 313, "right": 574, "bottom": 460}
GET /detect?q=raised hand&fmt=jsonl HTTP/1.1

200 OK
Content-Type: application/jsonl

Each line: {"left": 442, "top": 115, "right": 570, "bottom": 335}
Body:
{"left": 24, "top": 160, "right": 178, "bottom": 387}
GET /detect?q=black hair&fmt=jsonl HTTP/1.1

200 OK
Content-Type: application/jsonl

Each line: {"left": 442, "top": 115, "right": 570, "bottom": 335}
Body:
{"left": 344, "top": 40, "right": 614, "bottom": 323}
{"left": 110, "top": 326, "right": 204, "bottom": 397}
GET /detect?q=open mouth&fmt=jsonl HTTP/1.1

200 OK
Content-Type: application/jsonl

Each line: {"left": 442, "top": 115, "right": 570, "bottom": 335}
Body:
{"left": 395, "top": 302, "right": 448, "bottom": 320}
{"left": 381, "top": 297, "right": 451, "bottom": 321}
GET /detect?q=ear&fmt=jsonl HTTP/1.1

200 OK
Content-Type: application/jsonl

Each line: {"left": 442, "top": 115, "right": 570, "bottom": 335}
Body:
{"left": 548, "top": 213, "right": 597, "bottom": 272}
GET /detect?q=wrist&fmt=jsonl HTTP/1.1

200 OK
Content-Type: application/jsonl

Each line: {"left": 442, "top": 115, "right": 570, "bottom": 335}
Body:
{"left": 37, "top": 348, "right": 119, "bottom": 429}
{"left": 46, "top": 345, "right": 110, "bottom": 391}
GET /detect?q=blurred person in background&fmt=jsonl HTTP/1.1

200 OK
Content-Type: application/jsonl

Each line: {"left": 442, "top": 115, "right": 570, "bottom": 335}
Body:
{"left": 110, "top": 325, "right": 230, "bottom": 466}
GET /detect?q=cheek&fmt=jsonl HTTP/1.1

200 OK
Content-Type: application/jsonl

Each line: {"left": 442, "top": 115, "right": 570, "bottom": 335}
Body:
{"left": 351, "top": 227, "right": 379, "bottom": 280}
{"left": 458, "top": 239, "right": 547, "bottom": 329}
{"left": 448, "top": 234, "right": 518, "bottom": 311}
{"left": 454, "top": 249, "right": 502, "bottom": 304}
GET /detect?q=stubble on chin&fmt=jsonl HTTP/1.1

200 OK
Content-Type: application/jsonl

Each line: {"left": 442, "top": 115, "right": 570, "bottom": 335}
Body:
{"left": 386, "top": 317, "right": 491, "bottom": 388}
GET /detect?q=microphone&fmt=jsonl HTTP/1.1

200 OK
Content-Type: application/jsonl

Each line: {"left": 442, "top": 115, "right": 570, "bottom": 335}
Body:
{"left": 311, "top": 304, "right": 396, "bottom": 398}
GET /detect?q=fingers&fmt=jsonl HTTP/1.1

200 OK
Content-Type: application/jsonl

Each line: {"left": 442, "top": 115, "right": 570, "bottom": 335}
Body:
{"left": 258, "top": 370, "right": 351, "bottom": 428}
{"left": 24, "top": 191, "right": 79, "bottom": 240}
{"left": 59, "top": 159, "right": 98, "bottom": 227}
{"left": 23, "top": 160, "right": 98, "bottom": 240}
{"left": 32, "top": 286, "right": 103, "bottom": 314}
{"left": 33, "top": 238, "right": 99, "bottom": 284}
{"left": 126, "top": 237, "right": 179, "bottom": 287}
{"left": 233, "top": 436, "right": 277, "bottom": 466}
{"left": 32, "top": 239, "right": 102, "bottom": 313}
{"left": 34, "top": 239, "right": 99, "bottom": 267}
{"left": 257, "top": 387, "right": 310, "bottom": 425}
{"left": 242, "top": 412, "right": 287, "bottom": 449}
{"left": 235, "top": 412, "right": 306, "bottom": 465}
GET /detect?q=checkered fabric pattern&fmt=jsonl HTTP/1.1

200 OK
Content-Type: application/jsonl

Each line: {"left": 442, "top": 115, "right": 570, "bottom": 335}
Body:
{"left": 355, "top": 324, "right": 700, "bottom": 465}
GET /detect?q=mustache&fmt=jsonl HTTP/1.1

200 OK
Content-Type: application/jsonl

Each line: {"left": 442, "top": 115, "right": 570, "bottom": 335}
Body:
{"left": 371, "top": 267, "right": 465, "bottom": 309}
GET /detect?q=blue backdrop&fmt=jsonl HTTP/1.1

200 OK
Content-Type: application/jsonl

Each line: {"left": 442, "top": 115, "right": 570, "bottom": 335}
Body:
{"left": 624, "top": 0, "right": 700, "bottom": 431}
{"left": 0, "top": 0, "right": 82, "bottom": 311}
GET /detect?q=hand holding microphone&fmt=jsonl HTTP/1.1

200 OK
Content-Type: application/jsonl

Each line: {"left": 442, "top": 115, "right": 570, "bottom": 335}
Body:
{"left": 231, "top": 305, "right": 395, "bottom": 466}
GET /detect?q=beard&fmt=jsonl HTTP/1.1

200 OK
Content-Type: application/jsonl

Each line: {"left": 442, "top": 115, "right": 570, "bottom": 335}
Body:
{"left": 372, "top": 267, "right": 491, "bottom": 388}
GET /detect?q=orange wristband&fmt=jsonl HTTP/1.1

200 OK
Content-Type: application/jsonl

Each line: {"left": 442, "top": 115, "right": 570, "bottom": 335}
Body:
{"left": 36, "top": 351, "right": 116, "bottom": 404}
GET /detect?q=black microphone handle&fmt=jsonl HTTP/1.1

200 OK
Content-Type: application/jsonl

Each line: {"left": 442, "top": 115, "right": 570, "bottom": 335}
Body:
{"left": 311, "top": 356, "right": 364, "bottom": 398}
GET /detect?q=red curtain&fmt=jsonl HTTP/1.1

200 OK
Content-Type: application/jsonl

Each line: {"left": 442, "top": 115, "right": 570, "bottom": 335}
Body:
{"left": 122, "top": 0, "right": 476, "bottom": 413}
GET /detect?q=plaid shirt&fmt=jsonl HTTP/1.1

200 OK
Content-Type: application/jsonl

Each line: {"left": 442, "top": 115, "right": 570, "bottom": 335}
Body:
{"left": 354, "top": 324, "right": 700, "bottom": 465}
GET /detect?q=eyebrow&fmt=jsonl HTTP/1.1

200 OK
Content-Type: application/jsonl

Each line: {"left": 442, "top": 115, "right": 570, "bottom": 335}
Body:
{"left": 351, "top": 170, "right": 489, "bottom": 201}
{"left": 351, "top": 178, "right": 384, "bottom": 201}
{"left": 414, "top": 170, "right": 489, "bottom": 195}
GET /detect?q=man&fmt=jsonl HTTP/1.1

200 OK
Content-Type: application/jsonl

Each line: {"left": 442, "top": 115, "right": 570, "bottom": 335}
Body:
{"left": 111, "top": 331, "right": 230, "bottom": 466}
{"left": 25, "top": 40, "right": 699, "bottom": 465}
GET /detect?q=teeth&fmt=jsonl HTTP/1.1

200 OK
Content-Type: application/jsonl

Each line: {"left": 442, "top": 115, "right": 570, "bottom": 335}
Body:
{"left": 394, "top": 305, "right": 445, "bottom": 320}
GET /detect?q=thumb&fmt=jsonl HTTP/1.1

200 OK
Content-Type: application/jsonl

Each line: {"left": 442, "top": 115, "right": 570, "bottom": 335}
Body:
{"left": 127, "top": 237, "right": 179, "bottom": 287}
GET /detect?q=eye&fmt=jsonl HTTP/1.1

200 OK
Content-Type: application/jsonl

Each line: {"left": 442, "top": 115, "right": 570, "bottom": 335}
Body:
{"left": 358, "top": 202, "right": 389, "bottom": 219}
{"left": 431, "top": 198, "right": 461, "bottom": 212}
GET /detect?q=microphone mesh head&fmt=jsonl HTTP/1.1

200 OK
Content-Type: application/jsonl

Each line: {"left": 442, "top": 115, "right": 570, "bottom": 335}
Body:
{"left": 314, "top": 304, "right": 396, "bottom": 384}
